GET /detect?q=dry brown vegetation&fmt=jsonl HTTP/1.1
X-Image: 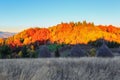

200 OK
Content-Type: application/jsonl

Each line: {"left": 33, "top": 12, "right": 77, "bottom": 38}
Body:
{"left": 0, "top": 57, "right": 120, "bottom": 80}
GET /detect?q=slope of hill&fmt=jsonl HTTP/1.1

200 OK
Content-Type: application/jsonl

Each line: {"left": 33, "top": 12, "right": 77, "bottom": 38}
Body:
{"left": 2, "top": 21, "right": 120, "bottom": 47}
{"left": 0, "top": 31, "right": 15, "bottom": 38}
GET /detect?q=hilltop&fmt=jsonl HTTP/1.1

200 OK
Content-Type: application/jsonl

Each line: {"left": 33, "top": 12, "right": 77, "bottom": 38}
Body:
{"left": 1, "top": 21, "right": 120, "bottom": 47}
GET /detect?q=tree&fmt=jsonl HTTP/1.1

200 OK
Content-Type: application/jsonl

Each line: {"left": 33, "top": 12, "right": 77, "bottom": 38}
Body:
{"left": 55, "top": 47, "right": 60, "bottom": 57}
{"left": 0, "top": 45, "right": 11, "bottom": 58}
{"left": 77, "top": 21, "right": 82, "bottom": 26}
{"left": 38, "top": 45, "right": 51, "bottom": 58}
{"left": 21, "top": 45, "right": 29, "bottom": 58}
{"left": 96, "top": 43, "right": 114, "bottom": 57}
{"left": 0, "top": 38, "right": 4, "bottom": 46}
{"left": 82, "top": 20, "right": 87, "bottom": 26}
{"left": 69, "top": 44, "right": 87, "bottom": 57}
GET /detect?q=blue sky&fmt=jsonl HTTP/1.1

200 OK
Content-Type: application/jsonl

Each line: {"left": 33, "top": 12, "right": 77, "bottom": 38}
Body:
{"left": 0, "top": 0, "right": 120, "bottom": 32}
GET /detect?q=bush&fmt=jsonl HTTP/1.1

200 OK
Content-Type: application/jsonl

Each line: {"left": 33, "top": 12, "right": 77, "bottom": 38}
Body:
{"left": 89, "top": 48, "right": 96, "bottom": 57}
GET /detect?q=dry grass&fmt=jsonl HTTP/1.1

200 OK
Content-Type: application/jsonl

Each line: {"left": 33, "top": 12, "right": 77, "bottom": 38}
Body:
{"left": 0, "top": 57, "right": 120, "bottom": 80}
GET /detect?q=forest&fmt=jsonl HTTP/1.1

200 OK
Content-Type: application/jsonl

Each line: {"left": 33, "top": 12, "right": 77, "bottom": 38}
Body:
{"left": 0, "top": 21, "right": 120, "bottom": 58}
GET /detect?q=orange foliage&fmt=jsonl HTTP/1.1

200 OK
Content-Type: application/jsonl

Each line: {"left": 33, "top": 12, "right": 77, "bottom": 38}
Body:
{"left": 5, "top": 28, "right": 50, "bottom": 46}
{"left": 0, "top": 38, "right": 4, "bottom": 45}
{"left": 49, "top": 22, "right": 120, "bottom": 44}
{"left": 4, "top": 21, "right": 120, "bottom": 46}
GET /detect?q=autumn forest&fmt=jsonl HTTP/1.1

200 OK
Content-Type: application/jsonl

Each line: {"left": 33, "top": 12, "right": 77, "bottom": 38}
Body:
{"left": 0, "top": 21, "right": 120, "bottom": 58}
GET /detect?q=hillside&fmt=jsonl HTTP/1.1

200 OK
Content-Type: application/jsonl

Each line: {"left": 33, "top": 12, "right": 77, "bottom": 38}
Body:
{"left": 0, "top": 58, "right": 119, "bottom": 80}
{"left": 2, "top": 21, "right": 120, "bottom": 47}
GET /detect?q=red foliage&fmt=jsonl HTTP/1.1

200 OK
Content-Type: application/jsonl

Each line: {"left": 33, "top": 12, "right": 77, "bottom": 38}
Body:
{"left": 32, "top": 28, "right": 50, "bottom": 43}
{"left": 4, "top": 21, "right": 120, "bottom": 47}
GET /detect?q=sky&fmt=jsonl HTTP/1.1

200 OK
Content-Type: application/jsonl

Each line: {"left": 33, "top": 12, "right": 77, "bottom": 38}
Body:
{"left": 0, "top": 0, "right": 120, "bottom": 32}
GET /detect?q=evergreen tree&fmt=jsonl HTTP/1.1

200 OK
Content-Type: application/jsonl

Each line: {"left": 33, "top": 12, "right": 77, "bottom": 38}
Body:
{"left": 0, "top": 45, "right": 11, "bottom": 58}
{"left": 21, "top": 45, "right": 28, "bottom": 58}
{"left": 55, "top": 48, "right": 60, "bottom": 57}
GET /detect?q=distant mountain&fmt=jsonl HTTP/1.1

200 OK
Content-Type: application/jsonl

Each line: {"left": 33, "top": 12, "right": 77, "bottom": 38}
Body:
{"left": 0, "top": 31, "right": 15, "bottom": 38}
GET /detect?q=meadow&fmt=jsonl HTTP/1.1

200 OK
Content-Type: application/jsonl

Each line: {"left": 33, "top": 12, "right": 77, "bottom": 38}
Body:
{"left": 0, "top": 57, "right": 120, "bottom": 80}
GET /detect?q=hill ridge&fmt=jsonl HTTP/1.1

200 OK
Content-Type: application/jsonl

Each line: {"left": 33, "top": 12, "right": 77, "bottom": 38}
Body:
{"left": 1, "top": 21, "right": 120, "bottom": 47}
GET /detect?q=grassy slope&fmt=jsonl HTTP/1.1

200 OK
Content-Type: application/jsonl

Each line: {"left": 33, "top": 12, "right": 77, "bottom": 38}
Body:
{"left": 0, "top": 57, "right": 120, "bottom": 80}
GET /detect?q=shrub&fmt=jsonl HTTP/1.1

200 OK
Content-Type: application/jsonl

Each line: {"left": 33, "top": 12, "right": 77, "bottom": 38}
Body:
{"left": 89, "top": 48, "right": 96, "bottom": 57}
